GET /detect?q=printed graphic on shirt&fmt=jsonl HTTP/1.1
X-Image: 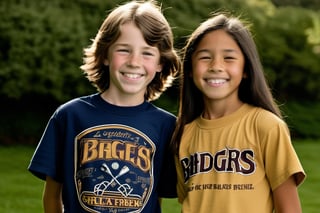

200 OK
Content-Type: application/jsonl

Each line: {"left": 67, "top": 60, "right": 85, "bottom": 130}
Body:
{"left": 181, "top": 147, "right": 256, "bottom": 182}
{"left": 74, "top": 124, "right": 155, "bottom": 213}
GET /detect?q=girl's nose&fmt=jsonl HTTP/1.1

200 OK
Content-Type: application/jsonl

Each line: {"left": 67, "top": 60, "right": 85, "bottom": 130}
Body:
{"left": 208, "top": 67, "right": 222, "bottom": 72}
{"left": 209, "top": 59, "right": 223, "bottom": 72}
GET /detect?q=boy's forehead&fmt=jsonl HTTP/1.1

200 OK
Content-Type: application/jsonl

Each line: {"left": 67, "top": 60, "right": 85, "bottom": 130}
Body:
{"left": 111, "top": 23, "right": 157, "bottom": 48}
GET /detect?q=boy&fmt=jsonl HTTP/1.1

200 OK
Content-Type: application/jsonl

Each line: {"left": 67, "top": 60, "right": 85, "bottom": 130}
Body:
{"left": 28, "top": 1, "right": 180, "bottom": 212}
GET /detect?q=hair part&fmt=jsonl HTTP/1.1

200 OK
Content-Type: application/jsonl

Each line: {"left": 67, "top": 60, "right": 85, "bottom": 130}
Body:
{"left": 80, "top": 0, "right": 180, "bottom": 101}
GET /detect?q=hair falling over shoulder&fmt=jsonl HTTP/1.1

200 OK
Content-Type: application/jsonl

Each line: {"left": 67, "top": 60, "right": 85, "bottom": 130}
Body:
{"left": 170, "top": 12, "right": 282, "bottom": 155}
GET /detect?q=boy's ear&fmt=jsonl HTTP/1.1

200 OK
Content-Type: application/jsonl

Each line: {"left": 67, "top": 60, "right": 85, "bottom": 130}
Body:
{"left": 156, "top": 63, "right": 163, "bottom": 73}
{"left": 104, "top": 59, "right": 109, "bottom": 66}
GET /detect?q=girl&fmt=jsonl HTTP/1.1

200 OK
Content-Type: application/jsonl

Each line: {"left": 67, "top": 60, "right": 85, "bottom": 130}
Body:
{"left": 29, "top": 1, "right": 180, "bottom": 212}
{"left": 171, "top": 13, "right": 305, "bottom": 213}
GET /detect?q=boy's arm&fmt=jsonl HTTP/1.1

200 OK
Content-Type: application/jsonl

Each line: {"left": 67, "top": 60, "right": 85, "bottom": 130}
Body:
{"left": 273, "top": 175, "right": 302, "bottom": 213}
{"left": 43, "top": 176, "right": 63, "bottom": 213}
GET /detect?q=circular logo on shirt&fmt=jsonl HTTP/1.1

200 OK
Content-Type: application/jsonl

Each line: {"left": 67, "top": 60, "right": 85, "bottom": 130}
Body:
{"left": 74, "top": 124, "right": 155, "bottom": 213}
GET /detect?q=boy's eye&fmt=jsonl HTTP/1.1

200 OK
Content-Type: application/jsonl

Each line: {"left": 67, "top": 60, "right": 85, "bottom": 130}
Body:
{"left": 143, "top": 51, "right": 154, "bottom": 56}
{"left": 117, "top": 49, "right": 129, "bottom": 53}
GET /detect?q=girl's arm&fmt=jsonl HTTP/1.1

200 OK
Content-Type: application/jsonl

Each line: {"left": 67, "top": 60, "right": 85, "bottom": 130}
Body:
{"left": 273, "top": 175, "right": 302, "bottom": 213}
{"left": 43, "top": 176, "right": 63, "bottom": 213}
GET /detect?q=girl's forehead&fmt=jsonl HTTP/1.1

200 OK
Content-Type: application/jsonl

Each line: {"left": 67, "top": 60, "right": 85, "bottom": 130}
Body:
{"left": 194, "top": 29, "right": 241, "bottom": 52}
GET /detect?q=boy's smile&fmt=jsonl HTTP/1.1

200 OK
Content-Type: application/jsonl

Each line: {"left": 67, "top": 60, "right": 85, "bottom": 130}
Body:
{"left": 103, "top": 22, "right": 162, "bottom": 105}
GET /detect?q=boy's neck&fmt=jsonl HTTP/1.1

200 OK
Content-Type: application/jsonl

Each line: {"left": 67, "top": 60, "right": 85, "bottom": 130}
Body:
{"left": 100, "top": 90, "right": 145, "bottom": 107}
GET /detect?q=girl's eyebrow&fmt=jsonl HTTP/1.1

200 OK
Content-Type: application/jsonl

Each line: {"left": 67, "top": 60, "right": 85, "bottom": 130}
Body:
{"left": 194, "top": 48, "right": 240, "bottom": 55}
{"left": 223, "top": 49, "right": 240, "bottom": 54}
{"left": 193, "top": 49, "right": 210, "bottom": 56}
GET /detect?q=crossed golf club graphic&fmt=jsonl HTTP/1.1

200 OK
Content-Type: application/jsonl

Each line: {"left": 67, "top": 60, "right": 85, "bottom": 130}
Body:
{"left": 94, "top": 163, "right": 134, "bottom": 197}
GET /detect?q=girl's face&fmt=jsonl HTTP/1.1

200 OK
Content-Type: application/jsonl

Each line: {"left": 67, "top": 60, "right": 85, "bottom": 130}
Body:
{"left": 104, "top": 22, "right": 162, "bottom": 103}
{"left": 191, "top": 29, "right": 245, "bottom": 105}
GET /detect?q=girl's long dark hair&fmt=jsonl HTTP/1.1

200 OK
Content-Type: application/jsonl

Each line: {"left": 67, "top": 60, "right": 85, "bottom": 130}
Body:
{"left": 171, "top": 13, "right": 282, "bottom": 155}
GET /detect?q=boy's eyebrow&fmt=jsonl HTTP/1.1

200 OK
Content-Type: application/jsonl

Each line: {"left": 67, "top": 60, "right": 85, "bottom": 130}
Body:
{"left": 113, "top": 43, "right": 158, "bottom": 51}
{"left": 113, "top": 43, "right": 129, "bottom": 47}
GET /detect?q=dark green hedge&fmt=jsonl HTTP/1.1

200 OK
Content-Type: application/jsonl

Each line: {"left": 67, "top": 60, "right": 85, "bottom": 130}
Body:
{"left": 283, "top": 102, "right": 320, "bottom": 139}
{"left": 1, "top": 0, "right": 320, "bottom": 144}
{"left": 1, "top": 0, "right": 320, "bottom": 102}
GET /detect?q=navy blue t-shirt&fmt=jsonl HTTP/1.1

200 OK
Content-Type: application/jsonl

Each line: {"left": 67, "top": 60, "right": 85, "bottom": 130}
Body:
{"left": 28, "top": 93, "right": 177, "bottom": 213}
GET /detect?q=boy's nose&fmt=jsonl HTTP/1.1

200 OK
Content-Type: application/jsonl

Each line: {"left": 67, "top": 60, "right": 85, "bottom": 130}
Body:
{"left": 127, "top": 53, "right": 141, "bottom": 67}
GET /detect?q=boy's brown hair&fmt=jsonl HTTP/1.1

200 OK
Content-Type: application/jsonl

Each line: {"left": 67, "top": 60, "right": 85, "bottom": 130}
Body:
{"left": 80, "top": 0, "right": 180, "bottom": 101}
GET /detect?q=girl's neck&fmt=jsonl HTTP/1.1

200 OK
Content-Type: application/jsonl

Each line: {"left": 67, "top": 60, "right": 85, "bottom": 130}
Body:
{"left": 202, "top": 99, "right": 244, "bottom": 120}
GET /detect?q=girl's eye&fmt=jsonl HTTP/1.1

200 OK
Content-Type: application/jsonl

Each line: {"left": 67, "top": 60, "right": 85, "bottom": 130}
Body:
{"left": 197, "top": 54, "right": 211, "bottom": 60}
{"left": 200, "top": 56, "right": 211, "bottom": 60}
{"left": 224, "top": 56, "right": 236, "bottom": 61}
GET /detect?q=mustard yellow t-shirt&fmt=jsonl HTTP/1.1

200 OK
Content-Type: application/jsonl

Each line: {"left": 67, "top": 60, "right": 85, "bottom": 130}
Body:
{"left": 176, "top": 104, "right": 305, "bottom": 213}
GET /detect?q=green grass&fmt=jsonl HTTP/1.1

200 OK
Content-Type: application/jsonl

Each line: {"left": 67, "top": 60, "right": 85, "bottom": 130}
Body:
{"left": 1, "top": 141, "right": 319, "bottom": 213}
{"left": 0, "top": 146, "right": 43, "bottom": 212}
{"left": 293, "top": 140, "right": 320, "bottom": 213}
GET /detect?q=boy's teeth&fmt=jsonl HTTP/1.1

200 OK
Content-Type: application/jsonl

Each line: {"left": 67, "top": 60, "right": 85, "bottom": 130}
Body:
{"left": 124, "top": 73, "right": 141, "bottom": 79}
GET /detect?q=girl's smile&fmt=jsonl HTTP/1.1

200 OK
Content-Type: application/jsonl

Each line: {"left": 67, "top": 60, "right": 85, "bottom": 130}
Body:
{"left": 192, "top": 29, "right": 245, "bottom": 105}
{"left": 205, "top": 78, "right": 228, "bottom": 87}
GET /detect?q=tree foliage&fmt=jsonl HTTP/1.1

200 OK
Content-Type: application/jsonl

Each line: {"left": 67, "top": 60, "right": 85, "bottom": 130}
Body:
{"left": 0, "top": 0, "right": 120, "bottom": 101}
{"left": 271, "top": 0, "right": 320, "bottom": 10}
{"left": 254, "top": 6, "right": 320, "bottom": 101}
{"left": 0, "top": 0, "right": 319, "bottom": 103}
{"left": 1, "top": 0, "right": 320, "bottom": 142}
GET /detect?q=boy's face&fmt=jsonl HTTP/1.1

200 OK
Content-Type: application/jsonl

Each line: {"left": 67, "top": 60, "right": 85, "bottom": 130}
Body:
{"left": 104, "top": 22, "right": 162, "bottom": 103}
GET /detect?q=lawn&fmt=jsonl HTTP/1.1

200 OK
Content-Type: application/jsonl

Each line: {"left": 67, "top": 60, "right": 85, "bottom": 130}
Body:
{"left": 293, "top": 140, "right": 320, "bottom": 212}
{"left": 0, "top": 140, "right": 318, "bottom": 212}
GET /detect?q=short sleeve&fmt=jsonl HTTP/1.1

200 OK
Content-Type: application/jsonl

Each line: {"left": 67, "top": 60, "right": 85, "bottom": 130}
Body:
{"left": 175, "top": 155, "right": 187, "bottom": 203}
{"left": 28, "top": 111, "right": 65, "bottom": 182}
{"left": 261, "top": 117, "right": 306, "bottom": 190}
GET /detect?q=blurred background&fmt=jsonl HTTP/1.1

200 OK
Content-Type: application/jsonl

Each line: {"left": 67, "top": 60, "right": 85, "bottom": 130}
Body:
{"left": 0, "top": 0, "right": 319, "bottom": 212}
{"left": 1, "top": 0, "right": 320, "bottom": 145}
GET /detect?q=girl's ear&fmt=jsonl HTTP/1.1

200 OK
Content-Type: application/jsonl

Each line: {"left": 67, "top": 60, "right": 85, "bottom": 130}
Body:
{"left": 189, "top": 69, "right": 193, "bottom": 78}
{"left": 104, "top": 59, "right": 109, "bottom": 66}
{"left": 243, "top": 71, "right": 248, "bottom": 79}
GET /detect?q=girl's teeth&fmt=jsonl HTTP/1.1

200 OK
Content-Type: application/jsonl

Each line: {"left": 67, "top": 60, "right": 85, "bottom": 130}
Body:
{"left": 207, "top": 79, "right": 226, "bottom": 84}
